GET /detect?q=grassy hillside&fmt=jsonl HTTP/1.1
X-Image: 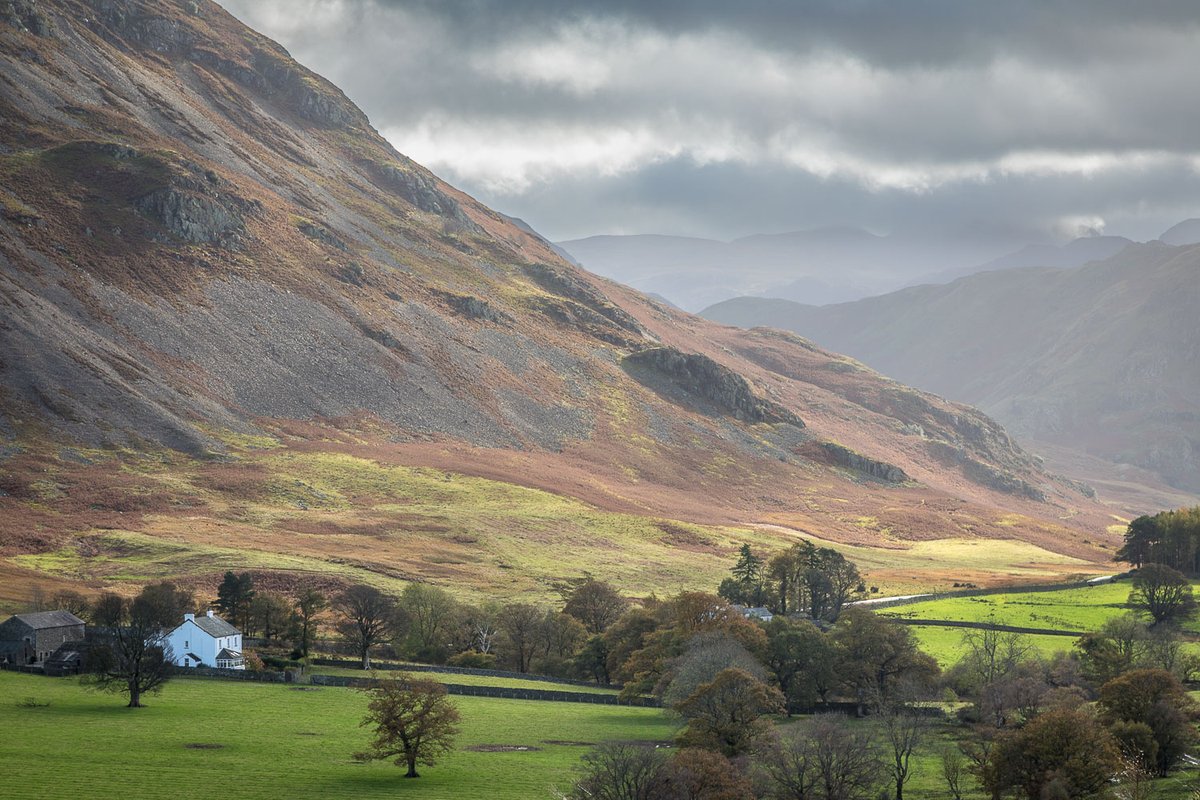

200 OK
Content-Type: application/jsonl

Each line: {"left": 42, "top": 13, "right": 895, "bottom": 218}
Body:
{"left": 0, "top": 437, "right": 1111, "bottom": 613}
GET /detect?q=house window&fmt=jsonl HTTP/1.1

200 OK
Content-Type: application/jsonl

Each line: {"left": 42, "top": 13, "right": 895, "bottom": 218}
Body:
{"left": 184, "top": 641, "right": 188, "bottom": 649}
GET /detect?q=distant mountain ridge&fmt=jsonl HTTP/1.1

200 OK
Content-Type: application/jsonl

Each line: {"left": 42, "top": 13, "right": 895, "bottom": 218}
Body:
{"left": 556, "top": 225, "right": 1180, "bottom": 312}
{"left": 702, "top": 242, "right": 1200, "bottom": 494}
{"left": 557, "top": 228, "right": 1017, "bottom": 311}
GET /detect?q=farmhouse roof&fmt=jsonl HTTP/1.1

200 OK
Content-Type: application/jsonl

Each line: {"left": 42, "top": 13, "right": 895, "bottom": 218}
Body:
{"left": 12, "top": 610, "right": 86, "bottom": 629}
{"left": 191, "top": 614, "right": 239, "bottom": 638}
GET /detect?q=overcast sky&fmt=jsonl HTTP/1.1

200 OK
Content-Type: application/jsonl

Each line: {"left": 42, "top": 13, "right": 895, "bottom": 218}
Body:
{"left": 221, "top": 0, "right": 1200, "bottom": 243}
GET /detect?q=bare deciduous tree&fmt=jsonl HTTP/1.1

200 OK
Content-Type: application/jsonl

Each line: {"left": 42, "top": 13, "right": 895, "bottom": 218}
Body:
{"left": 83, "top": 589, "right": 174, "bottom": 708}
{"left": 335, "top": 585, "right": 396, "bottom": 669}
{"left": 880, "top": 704, "right": 929, "bottom": 800}
{"left": 759, "top": 714, "right": 882, "bottom": 800}
{"left": 561, "top": 741, "right": 667, "bottom": 800}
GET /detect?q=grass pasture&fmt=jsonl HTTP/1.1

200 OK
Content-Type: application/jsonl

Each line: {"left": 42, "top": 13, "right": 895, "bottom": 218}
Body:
{"left": 904, "top": 626, "right": 1081, "bottom": 667}
{"left": 5, "top": 669, "right": 1200, "bottom": 800}
{"left": 879, "top": 578, "right": 1200, "bottom": 665}
{"left": 880, "top": 581, "right": 1132, "bottom": 631}
{"left": 0, "top": 672, "right": 673, "bottom": 800}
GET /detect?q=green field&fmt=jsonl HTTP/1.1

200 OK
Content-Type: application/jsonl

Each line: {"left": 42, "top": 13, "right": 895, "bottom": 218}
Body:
{"left": 880, "top": 581, "right": 1132, "bottom": 631}
{"left": 904, "top": 626, "right": 1082, "bottom": 667}
{"left": 0, "top": 672, "right": 673, "bottom": 800}
{"left": 877, "top": 579, "right": 1200, "bottom": 666}
{"left": 6, "top": 671, "right": 1200, "bottom": 799}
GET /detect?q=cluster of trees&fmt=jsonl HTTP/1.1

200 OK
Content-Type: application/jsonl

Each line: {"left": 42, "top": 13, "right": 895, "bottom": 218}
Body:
{"left": 214, "top": 572, "right": 328, "bottom": 657}
{"left": 719, "top": 543, "right": 865, "bottom": 621}
{"left": 331, "top": 577, "right": 627, "bottom": 673}
{"left": 941, "top": 617, "right": 1199, "bottom": 799}
{"left": 1116, "top": 505, "right": 1200, "bottom": 572}
{"left": 565, "top": 617, "right": 1200, "bottom": 800}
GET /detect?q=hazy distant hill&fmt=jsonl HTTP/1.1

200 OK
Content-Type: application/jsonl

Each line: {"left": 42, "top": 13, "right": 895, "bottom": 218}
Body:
{"left": 918, "top": 235, "right": 1134, "bottom": 285}
{"left": 558, "top": 228, "right": 1023, "bottom": 311}
{"left": 703, "top": 243, "right": 1200, "bottom": 493}
{"left": 1160, "top": 219, "right": 1200, "bottom": 246}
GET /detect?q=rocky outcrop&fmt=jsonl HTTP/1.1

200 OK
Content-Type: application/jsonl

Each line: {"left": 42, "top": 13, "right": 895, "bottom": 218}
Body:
{"left": 85, "top": 0, "right": 365, "bottom": 129}
{"left": 531, "top": 296, "right": 637, "bottom": 346}
{"left": 135, "top": 185, "right": 247, "bottom": 246}
{"left": 134, "top": 161, "right": 258, "bottom": 247}
{"left": 928, "top": 440, "right": 1046, "bottom": 502}
{"left": 250, "top": 49, "right": 364, "bottom": 128}
{"left": 435, "top": 291, "right": 512, "bottom": 325}
{"left": 297, "top": 221, "right": 346, "bottom": 251}
{"left": 523, "top": 263, "right": 645, "bottom": 336}
{"left": 366, "top": 160, "right": 478, "bottom": 229}
{"left": 34, "top": 140, "right": 256, "bottom": 246}
{"left": 2, "top": 0, "right": 52, "bottom": 35}
{"left": 817, "top": 442, "right": 908, "bottom": 483}
{"left": 623, "top": 347, "right": 804, "bottom": 426}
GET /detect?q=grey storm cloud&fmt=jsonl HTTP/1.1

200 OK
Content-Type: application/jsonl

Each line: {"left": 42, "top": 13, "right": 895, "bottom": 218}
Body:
{"left": 221, "top": 0, "right": 1200, "bottom": 243}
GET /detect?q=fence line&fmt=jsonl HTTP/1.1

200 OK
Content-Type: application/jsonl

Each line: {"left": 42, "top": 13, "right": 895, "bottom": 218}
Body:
{"left": 310, "top": 657, "right": 617, "bottom": 690}
{"left": 862, "top": 574, "right": 1127, "bottom": 612}
{"left": 169, "top": 665, "right": 655, "bottom": 706}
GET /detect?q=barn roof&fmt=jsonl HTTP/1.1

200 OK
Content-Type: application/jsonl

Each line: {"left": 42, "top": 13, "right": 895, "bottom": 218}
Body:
{"left": 11, "top": 610, "right": 86, "bottom": 629}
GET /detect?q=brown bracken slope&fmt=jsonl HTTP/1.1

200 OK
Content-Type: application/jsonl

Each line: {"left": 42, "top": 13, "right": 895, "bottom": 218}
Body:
{"left": 0, "top": 0, "right": 1121, "bottom": 604}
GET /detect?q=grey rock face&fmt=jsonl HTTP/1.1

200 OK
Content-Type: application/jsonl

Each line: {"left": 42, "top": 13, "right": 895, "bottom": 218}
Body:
{"left": 523, "top": 263, "right": 645, "bottom": 336}
{"left": 819, "top": 441, "right": 908, "bottom": 483}
{"left": 369, "top": 162, "right": 478, "bottom": 230}
{"left": 297, "top": 222, "right": 347, "bottom": 251}
{"left": 435, "top": 291, "right": 512, "bottom": 325}
{"left": 2, "top": 0, "right": 52, "bottom": 35}
{"left": 623, "top": 346, "right": 804, "bottom": 427}
{"left": 134, "top": 185, "right": 247, "bottom": 245}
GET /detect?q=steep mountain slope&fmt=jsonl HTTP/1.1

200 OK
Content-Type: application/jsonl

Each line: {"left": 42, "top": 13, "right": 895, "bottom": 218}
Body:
{"left": 703, "top": 244, "right": 1200, "bottom": 495}
{"left": 0, "top": 0, "right": 1117, "bottom": 604}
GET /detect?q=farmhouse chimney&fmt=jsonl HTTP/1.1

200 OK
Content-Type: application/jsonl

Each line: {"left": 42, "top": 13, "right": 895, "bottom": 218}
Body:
{"left": 206, "top": 609, "right": 215, "bottom": 618}
{"left": 184, "top": 613, "right": 195, "bottom": 622}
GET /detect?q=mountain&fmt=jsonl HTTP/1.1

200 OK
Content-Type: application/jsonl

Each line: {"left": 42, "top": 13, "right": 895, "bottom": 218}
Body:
{"left": 556, "top": 228, "right": 1026, "bottom": 312}
{"left": 917, "top": 235, "right": 1133, "bottom": 285}
{"left": 703, "top": 243, "right": 1200, "bottom": 496}
{"left": 1159, "top": 219, "right": 1200, "bottom": 246}
{"left": 0, "top": 0, "right": 1117, "bottom": 606}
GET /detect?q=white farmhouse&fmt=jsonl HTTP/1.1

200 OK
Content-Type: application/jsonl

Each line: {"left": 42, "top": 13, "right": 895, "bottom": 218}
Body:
{"left": 165, "top": 609, "right": 245, "bottom": 670}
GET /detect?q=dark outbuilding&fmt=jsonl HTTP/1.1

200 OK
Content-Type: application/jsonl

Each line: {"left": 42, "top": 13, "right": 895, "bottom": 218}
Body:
{"left": 0, "top": 610, "right": 87, "bottom": 666}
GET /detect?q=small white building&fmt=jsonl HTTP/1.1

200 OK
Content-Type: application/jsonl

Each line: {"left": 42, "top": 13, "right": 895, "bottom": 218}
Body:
{"left": 165, "top": 610, "right": 244, "bottom": 670}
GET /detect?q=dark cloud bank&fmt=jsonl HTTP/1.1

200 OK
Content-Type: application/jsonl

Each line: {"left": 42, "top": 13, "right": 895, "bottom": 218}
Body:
{"left": 221, "top": 0, "right": 1200, "bottom": 253}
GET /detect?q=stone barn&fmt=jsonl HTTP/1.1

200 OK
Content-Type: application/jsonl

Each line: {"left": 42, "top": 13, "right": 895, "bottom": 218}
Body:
{"left": 0, "top": 610, "right": 87, "bottom": 666}
{"left": 44, "top": 641, "right": 88, "bottom": 676}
